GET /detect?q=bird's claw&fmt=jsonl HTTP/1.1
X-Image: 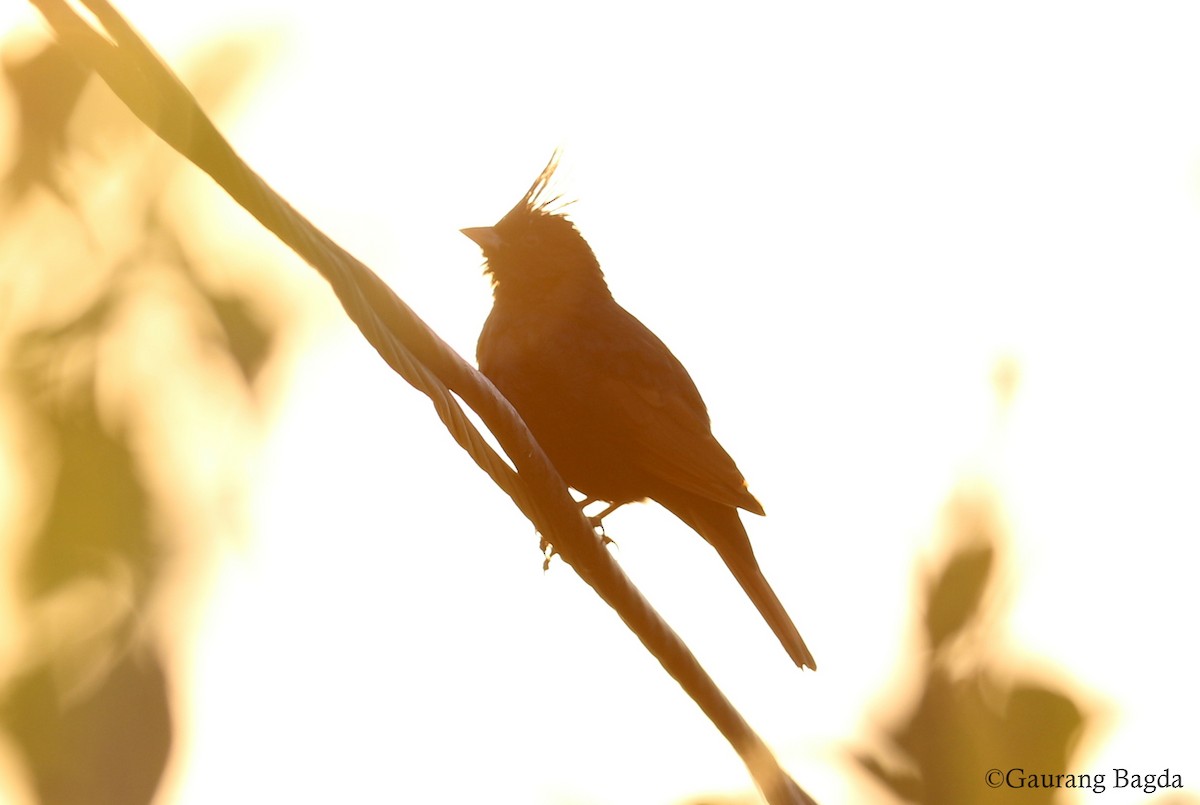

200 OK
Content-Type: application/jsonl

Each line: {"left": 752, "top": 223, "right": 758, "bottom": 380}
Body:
{"left": 539, "top": 503, "right": 619, "bottom": 571}
{"left": 540, "top": 534, "right": 558, "bottom": 571}
{"left": 585, "top": 512, "right": 619, "bottom": 548}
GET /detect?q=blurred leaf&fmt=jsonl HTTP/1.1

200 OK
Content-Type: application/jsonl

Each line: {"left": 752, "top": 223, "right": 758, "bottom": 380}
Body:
{"left": 999, "top": 684, "right": 1086, "bottom": 774}
{"left": 140, "top": 201, "right": 276, "bottom": 391}
{"left": 1, "top": 23, "right": 286, "bottom": 805}
{"left": 21, "top": 389, "right": 155, "bottom": 602}
{"left": 0, "top": 646, "right": 172, "bottom": 805}
{"left": 852, "top": 749, "right": 922, "bottom": 803}
{"left": 924, "top": 543, "right": 993, "bottom": 651}
{"left": 896, "top": 671, "right": 992, "bottom": 804}
{"left": 208, "top": 290, "right": 274, "bottom": 385}
{"left": 15, "top": 292, "right": 115, "bottom": 362}
{"left": 856, "top": 476, "right": 1094, "bottom": 805}
{"left": 2, "top": 40, "right": 90, "bottom": 203}
{"left": 860, "top": 634, "right": 1093, "bottom": 805}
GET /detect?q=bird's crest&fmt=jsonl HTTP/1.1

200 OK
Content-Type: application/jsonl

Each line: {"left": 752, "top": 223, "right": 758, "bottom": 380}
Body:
{"left": 504, "top": 149, "right": 574, "bottom": 222}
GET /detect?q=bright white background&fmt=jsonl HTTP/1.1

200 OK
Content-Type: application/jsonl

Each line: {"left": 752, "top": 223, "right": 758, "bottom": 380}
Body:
{"left": 6, "top": 2, "right": 1200, "bottom": 803}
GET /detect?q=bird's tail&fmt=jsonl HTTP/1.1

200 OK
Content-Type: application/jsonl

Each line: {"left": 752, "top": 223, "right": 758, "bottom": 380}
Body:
{"left": 660, "top": 495, "right": 816, "bottom": 670}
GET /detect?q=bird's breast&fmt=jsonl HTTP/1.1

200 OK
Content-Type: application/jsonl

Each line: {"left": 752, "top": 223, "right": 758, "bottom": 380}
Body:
{"left": 476, "top": 301, "right": 651, "bottom": 503}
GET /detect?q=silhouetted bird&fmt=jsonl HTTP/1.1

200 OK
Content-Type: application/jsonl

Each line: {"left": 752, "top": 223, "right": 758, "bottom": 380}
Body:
{"left": 462, "top": 155, "right": 815, "bottom": 670}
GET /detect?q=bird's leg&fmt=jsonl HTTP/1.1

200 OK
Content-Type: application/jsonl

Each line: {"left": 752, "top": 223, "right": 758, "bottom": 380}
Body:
{"left": 589, "top": 501, "right": 624, "bottom": 527}
{"left": 539, "top": 495, "right": 621, "bottom": 570}
{"left": 579, "top": 499, "right": 625, "bottom": 546}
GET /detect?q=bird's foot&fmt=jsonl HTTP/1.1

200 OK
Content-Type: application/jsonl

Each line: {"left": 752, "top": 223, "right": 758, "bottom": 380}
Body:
{"left": 591, "top": 521, "right": 618, "bottom": 549}
{"left": 583, "top": 501, "right": 628, "bottom": 537}
{"left": 539, "top": 534, "right": 557, "bottom": 571}
{"left": 540, "top": 501, "right": 623, "bottom": 569}
{"left": 587, "top": 512, "right": 606, "bottom": 533}
{"left": 580, "top": 499, "right": 624, "bottom": 547}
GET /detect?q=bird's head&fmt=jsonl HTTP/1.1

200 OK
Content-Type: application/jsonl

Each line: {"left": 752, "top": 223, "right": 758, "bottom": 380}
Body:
{"left": 462, "top": 152, "right": 608, "bottom": 301}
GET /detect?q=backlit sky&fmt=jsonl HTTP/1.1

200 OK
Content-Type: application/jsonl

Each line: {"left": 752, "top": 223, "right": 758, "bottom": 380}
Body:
{"left": 5, "top": 2, "right": 1200, "bottom": 803}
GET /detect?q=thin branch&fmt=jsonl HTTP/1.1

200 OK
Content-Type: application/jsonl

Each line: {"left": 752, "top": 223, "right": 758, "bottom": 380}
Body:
{"left": 27, "top": 2, "right": 819, "bottom": 802}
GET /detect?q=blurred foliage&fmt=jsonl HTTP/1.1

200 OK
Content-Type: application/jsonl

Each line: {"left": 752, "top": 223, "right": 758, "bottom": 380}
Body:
{"left": 0, "top": 32, "right": 282, "bottom": 805}
{"left": 680, "top": 793, "right": 760, "bottom": 805}
{"left": 852, "top": 483, "right": 1094, "bottom": 805}
{"left": 680, "top": 795, "right": 758, "bottom": 805}
{"left": 1, "top": 37, "right": 88, "bottom": 204}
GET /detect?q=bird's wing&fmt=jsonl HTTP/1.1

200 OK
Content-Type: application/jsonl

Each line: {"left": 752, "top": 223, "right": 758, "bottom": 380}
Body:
{"left": 595, "top": 310, "right": 765, "bottom": 515}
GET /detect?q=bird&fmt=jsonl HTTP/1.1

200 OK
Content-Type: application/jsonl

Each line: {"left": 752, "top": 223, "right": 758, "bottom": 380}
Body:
{"left": 461, "top": 154, "right": 815, "bottom": 670}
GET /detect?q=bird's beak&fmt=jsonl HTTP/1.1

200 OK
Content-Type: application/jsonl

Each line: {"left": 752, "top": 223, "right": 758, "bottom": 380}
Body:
{"left": 460, "top": 226, "right": 503, "bottom": 252}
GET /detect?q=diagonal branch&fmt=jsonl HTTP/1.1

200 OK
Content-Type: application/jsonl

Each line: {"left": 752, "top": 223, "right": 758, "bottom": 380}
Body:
{"left": 27, "top": 2, "right": 819, "bottom": 802}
